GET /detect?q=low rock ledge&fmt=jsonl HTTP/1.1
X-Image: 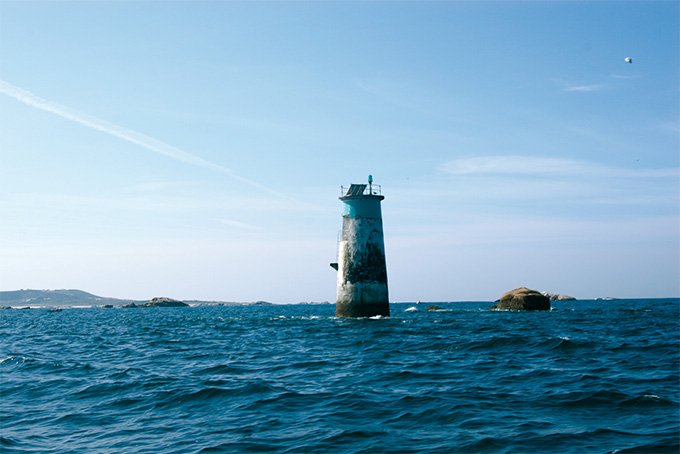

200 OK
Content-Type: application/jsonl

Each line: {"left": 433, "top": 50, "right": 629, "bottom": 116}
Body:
{"left": 541, "top": 292, "right": 576, "bottom": 301}
{"left": 122, "top": 297, "right": 189, "bottom": 308}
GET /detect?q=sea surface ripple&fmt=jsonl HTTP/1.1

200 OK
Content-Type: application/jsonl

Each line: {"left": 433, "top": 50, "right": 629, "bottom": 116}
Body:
{"left": 1, "top": 299, "right": 678, "bottom": 453}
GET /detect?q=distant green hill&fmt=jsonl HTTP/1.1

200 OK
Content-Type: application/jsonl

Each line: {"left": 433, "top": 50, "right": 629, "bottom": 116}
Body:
{"left": 0, "top": 289, "right": 278, "bottom": 308}
{"left": 0, "top": 289, "right": 141, "bottom": 307}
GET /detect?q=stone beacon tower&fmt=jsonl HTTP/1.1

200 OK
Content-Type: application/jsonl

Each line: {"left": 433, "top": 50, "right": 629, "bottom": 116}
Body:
{"left": 331, "top": 175, "right": 390, "bottom": 317}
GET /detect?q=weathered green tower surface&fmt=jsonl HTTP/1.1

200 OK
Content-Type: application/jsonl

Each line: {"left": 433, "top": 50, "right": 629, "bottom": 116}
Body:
{"left": 332, "top": 176, "right": 389, "bottom": 317}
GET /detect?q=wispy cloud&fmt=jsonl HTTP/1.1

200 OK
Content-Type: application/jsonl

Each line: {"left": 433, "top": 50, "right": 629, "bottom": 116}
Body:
{"left": 610, "top": 74, "right": 643, "bottom": 80}
{"left": 0, "top": 79, "right": 296, "bottom": 201}
{"left": 562, "top": 83, "right": 605, "bottom": 92}
{"left": 550, "top": 77, "right": 608, "bottom": 93}
{"left": 217, "top": 219, "right": 264, "bottom": 231}
{"left": 438, "top": 155, "right": 679, "bottom": 179}
{"left": 122, "top": 182, "right": 179, "bottom": 193}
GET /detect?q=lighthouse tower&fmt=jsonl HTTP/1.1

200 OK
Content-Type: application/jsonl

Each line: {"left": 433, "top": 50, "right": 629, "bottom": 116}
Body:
{"left": 332, "top": 175, "right": 389, "bottom": 317}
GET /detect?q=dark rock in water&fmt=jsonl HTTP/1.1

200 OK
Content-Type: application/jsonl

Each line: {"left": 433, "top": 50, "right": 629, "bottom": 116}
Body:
{"left": 144, "top": 297, "right": 188, "bottom": 307}
{"left": 541, "top": 292, "right": 576, "bottom": 301}
{"left": 425, "top": 305, "right": 443, "bottom": 311}
{"left": 491, "top": 287, "right": 550, "bottom": 311}
{"left": 122, "top": 302, "right": 138, "bottom": 308}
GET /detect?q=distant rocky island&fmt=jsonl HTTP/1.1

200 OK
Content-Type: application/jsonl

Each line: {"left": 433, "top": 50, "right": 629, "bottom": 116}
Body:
{"left": 122, "top": 297, "right": 189, "bottom": 308}
{"left": 541, "top": 291, "right": 576, "bottom": 301}
{"left": 0, "top": 289, "right": 277, "bottom": 309}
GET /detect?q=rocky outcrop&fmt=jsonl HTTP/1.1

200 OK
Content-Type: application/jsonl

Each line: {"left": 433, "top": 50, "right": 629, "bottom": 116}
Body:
{"left": 541, "top": 292, "right": 576, "bottom": 301}
{"left": 144, "top": 297, "right": 188, "bottom": 307}
{"left": 425, "top": 305, "right": 443, "bottom": 311}
{"left": 122, "top": 302, "right": 138, "bottom": 308}
{"left": 491, "top": 287, "right": 550, "bottom": 311}
{"left": 122, "top": 298, "right": 188, "bottom": 308}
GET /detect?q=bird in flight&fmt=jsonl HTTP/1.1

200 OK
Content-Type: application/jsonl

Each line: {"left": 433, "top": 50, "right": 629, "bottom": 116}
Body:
{"left": 625, "top": 57, "right": 633, "bottom": 64}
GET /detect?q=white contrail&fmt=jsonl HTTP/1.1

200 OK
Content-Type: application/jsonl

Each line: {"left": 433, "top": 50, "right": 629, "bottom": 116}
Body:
{"left": 0, "top": 79, "right": 293, "bottom": 200}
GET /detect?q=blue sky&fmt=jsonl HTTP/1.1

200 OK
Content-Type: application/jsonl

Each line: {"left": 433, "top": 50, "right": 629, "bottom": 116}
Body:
{"left": 1, "top": 1, "right": 678, "bottom": 302}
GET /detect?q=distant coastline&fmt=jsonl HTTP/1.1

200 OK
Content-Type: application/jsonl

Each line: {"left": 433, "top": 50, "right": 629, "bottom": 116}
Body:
{"left": 0, "top": 289, "right": 322, "bottom": 309}
{"left": 2, "top": 289, "right": 678, "bottom": 310}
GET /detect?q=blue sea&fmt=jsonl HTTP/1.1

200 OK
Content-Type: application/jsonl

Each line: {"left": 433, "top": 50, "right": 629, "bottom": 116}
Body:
{"left": 1, "top": 299, "right": 679, "bottom": 454}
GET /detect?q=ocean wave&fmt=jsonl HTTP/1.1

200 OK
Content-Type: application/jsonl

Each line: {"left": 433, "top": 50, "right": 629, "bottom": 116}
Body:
{"left": 1, "top": 300, "right": 677, "bottom": 453}
{"left": 619, "top": 394, "right": 678, "bottom": 408}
